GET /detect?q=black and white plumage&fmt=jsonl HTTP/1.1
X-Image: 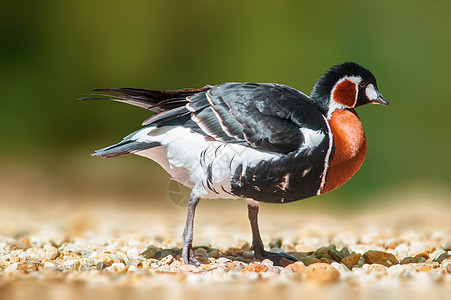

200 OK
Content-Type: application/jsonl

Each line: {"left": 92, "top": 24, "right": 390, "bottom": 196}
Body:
{"left": 83, "top": 62, "right": 388, "bottom": 266}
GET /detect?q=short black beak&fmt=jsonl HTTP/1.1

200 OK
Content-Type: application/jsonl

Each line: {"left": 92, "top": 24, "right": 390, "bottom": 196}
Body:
{"left": 373, "top": 90, "right": 389, "bottom": 107}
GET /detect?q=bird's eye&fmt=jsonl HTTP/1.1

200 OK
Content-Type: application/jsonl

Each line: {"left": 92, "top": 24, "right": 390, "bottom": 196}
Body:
{"left": 359, "top": 81, "right": 367, "bottom": 88}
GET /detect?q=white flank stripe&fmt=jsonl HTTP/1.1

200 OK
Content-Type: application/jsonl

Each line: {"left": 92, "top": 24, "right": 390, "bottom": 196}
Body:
{"left": 317, "top": 115, "right": 333, "bottom": 195}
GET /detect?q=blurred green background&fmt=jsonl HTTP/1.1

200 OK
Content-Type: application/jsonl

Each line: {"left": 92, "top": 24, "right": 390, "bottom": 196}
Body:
{"left": 1, "top": 0, "right": 450, "bottom": 210}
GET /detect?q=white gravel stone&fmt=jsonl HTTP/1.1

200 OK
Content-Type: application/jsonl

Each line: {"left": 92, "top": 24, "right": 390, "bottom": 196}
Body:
{"left": 64, "top": 259, "right": 80, "bottom": 270}
{"left": 43, "top": 245, "right": 60, "bottom": 261}
{"left": 126, "top": 248, "right": 140, "bottom": 260}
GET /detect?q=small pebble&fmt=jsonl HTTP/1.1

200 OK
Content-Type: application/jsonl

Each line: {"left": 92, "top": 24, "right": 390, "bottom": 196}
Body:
{"left": 157, "top": 265, "right": 171, "bottom": 272}
{"left": 113, "top": 258, "right": 125, "bottom": 264}
{"left": 267, "top": 266, "right": 282, "bottom": 273}
{"left": 299, "top": 256, "right": 321, "bottom": 266}
{"left": 306, "top": 263, "right": 340, "bottom": 282}
{"left": 110, "top": 262, "right": 127, "bottom": 273}
{"left": 63, "top": 259, "right": 80, "bottom": 270}
{"left": 140, "top": 245, "right": 161, "bottom": 259}
{"left": 217, "top": 257, "right": 232, "bottom": 263}
{"left": 126, "top": 259, "right": 143, "bottom": 268}
{"left": 230, "top": 264, "right": 245, "bottom": 272}
{"left": 155, "top": 249, "right": 179, "bottom": 260}
{"left": 126, "top": 248, "right": 140, "bottom": 260}
{"left": 196, "top": 256, "right": 210, "bottom": 264}
{"left": 341, "top": 253, "right": 361, "bottom": 270}
{"left": 434, "top": 252, "right": 450, "bottom": 263}
{"left": 224, "top": 249, "right": 236, "bottom": 256}
{"left": 9, "top": 242, "right": 31, "bottom": 251}
{"left": 443, "top": 242, "right": 451, "bottom": 252}
{"left": 96, "top": 262, "right": 109, "bottom": 271}
{"left": 400, "top": 257, "right": 418, "bottom": 264}
{"left": 170, "top": 260, "right": 182, "bottom": 268}
{"left": 240, "top": 243, "right": 251, "bottom": 251}
{"left": 242, "top": 264, "right": 268, "bottom": 273}
{"left": 79, "top": 250, "right": 92, "bottom": 258}
{"left": 319, "top": 258, "right": 335, "bottom": 264}
{"left": 242, "top": 251, "right": 254, "bottom": 259}
{"left": 158, "top": 254, "right": 174, "bottom": 266}
{"left": 331, "top": 262, "right": 349, "bottom": 273}
{"left": 43, "top": 246, "right": 60, "bottom": 261}
{"left": 284, "top": 261, "right": 306, "bottom": 273}
{"left": 234, "top": 257, "right": 252, "bottom": 263}
{"left": 261, "top": 259, "right": 274, "bottom": 267}
{"left": 286, "top": 252, "right": 309, "bottom": 260}
{"left": 17, "top": 262, "right": 40, "bottom": 272}
{"left": 99, "top": 254, "right": 113, "bottom": 266}
{"left": 314, "top": 246, "right": 330, "bottom": 258}
{"left": 43, "top": 262, "right": 57, "bottom": 270}
{"left": 179, "top": 264, "right": 199, "bottom": 272}
{"left": 363, "top": 263, "right": 387, "bottom": 275}
{"left": 413, "top": 252, "right": 430, "bottom": 260}
{"left": 193, "top": 248, "right": 207, "bottom": 256}
{"left": 340, "top": 247, "right": 351, "bottom": 258}
{"left": 207, "top": 248, "right": 219, "bottom": 258}
{"left": 328, "top": 247, "right": 345, "bottom": 262}
{"left": 363, "top": 250, "right": 398, "bottom": 266}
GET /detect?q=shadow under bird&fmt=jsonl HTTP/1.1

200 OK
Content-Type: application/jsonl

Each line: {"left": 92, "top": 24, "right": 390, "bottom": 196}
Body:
{"left": 81, "top": 62, "right": 388, "bottom": 267}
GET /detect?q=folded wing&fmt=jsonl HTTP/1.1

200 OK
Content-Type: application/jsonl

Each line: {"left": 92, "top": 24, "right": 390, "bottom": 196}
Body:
{"left": 85, "top": 83, "right": 328, "bottom": 154}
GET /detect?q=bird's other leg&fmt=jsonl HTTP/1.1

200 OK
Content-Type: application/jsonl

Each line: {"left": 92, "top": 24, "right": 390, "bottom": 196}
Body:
{"left": 247, "top": 199, "right": 297, "bottom": 267}
{"left": 182, "top": 192, "right": 201, "bottom": 266}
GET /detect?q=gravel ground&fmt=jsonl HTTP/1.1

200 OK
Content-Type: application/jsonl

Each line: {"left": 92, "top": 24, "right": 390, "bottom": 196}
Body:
{"left": 0, "top": 197, "right": 450, "bottom": 300}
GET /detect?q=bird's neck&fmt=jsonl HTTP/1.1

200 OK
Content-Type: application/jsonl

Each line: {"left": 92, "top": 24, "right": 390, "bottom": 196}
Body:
{"left": 322, "top": 109, "right": 367, "bottom": 194}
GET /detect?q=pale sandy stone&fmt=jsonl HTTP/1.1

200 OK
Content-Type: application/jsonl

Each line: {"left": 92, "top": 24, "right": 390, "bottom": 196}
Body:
{"left": 110, "top": 262, "right": 126, "bottom": 273}
{"left": 17, "top": 262, "right": 40, "bottom": 272}
{"left": 261, "top": 259, "right": 273, "bottom": 267}
{"left": 43, "top": 246, "right": 60, "bottom": 261}
{"left": 306, "top": 263, "right": 340, "bottom": 282}
{"left": 284, "top": 261, "right": 307, "bottom": 273}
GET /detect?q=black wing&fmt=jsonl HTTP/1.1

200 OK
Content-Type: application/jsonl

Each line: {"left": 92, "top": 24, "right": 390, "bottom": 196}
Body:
{"left": 85, "top": 83, "right": 327, "bottom": 154}
{"left": 184, "top": 83, "right": 327, "bottom": 153}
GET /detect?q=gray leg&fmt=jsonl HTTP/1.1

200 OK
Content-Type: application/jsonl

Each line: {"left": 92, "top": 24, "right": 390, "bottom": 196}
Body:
{"left": 247, "top": 201, "right": 265, "bottom": 256}
{"left": 247, "top": 200, "right": 297, "bottom": 267}
{"left": 182, "top": 192, "right": 200, "bottom": 266}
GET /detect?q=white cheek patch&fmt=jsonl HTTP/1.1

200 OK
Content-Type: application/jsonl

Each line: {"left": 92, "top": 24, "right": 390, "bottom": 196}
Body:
{"left": 365, "top": 84, "right": 378, "bottom": 100}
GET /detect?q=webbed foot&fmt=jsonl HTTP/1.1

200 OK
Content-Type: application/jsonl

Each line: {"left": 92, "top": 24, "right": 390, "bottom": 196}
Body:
{"left": 254, "top": 249, "right": 297, "bottom": 267}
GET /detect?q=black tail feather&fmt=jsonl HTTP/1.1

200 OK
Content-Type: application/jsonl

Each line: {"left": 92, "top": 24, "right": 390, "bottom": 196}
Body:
{"left": 85, "top": 87, "right": 211, "bottom": 113}
{"left": 142, "top": 106, "right": 190, "bottom": 126}
{"left": 92, "top": 140, "right": 160, "bottom": 158}
{"left": 81, "top": 86, "right": 212, "bottom": 126}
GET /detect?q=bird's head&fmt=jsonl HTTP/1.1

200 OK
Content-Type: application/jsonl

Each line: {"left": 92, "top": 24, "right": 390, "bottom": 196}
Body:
{"left": 310, "top": 62, "right": 389, "bottom": 117}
